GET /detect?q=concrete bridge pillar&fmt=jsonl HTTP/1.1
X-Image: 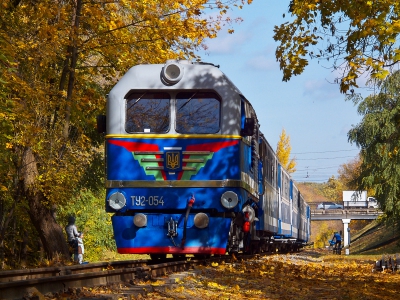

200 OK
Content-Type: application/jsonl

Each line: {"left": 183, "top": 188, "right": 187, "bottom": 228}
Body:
{"left": 342, "top": 219, "right": 351, "bottom": 246}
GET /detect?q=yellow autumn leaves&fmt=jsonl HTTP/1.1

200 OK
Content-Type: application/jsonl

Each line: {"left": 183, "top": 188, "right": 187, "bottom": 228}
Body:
{"left": 276, "top": 129, "right": 296, "bottom": 173}
{"left": 0, "top": 0, "right": 252, "bottom": 212}
{"left": 67, "top": 251, "right": 400, "bottom": 299}
{"left": 159, "top": 253, "right": 400, "bottom": 299}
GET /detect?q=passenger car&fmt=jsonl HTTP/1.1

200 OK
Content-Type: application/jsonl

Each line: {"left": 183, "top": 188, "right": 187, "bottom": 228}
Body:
{"left": 316, "top": 202, "right": 343, "bottom": 209}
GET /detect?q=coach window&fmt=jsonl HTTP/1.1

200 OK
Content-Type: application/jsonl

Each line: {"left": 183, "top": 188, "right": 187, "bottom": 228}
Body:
{"left": 125, "top": 92, "right": 170, "bottom": 133}
{"left": 175, "top": 92, "right": 220, "bottom": 134}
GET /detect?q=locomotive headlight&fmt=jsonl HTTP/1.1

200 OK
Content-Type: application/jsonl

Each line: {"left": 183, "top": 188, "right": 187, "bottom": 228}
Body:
{"left": 194, "top": 213, "right": 209, "bottom": 229}
{"left": 220, "top": 191, "right": 239, "bottom": 209}
{"left": 242, "top": 205, "right": 255, "bottom": 222}
{"left": 108, "top": 192, "right": 126, "bottom": 210}
{"left": 161, "top": 60, "right": 184, "bottom": 84}
{"left": 133, "top": 213, "right": 147, "bottom": 228}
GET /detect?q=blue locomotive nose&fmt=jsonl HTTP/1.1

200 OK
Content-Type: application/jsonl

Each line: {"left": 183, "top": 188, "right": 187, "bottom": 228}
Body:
{"left": 111, "top": 213, "right": 231, "bottom": 255}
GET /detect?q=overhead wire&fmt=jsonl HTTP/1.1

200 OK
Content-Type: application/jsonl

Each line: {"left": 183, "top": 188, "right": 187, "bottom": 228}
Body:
{"left": 289, "top": 149, "right": 359, "bottom": 183}
{"left": 291, "top": 149, "right": 358, "bottom": 154}
{"left": 295, "top": 155, "right": 356, "bottom": 160}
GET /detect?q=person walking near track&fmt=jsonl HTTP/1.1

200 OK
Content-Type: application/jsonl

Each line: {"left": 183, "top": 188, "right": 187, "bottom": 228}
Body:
{"left": 332, "top": 231, "right": 342, "bottom": 254}
{"left": 65, "top": 216, "right": 79, "bottom": 259}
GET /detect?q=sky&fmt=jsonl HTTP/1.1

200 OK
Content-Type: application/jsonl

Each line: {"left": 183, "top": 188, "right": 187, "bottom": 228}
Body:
{"left": 196, "top": 1, "right": 370, "bottom": 183}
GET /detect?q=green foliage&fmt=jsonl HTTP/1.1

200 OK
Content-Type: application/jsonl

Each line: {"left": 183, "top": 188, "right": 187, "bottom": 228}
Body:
{"left": 350, "top": 218, "right": 400, "bottom": 255}
{"left": 348, "top": 70, "right": 400, "bottom": 220}
{"left": 58, "top": 189, "right": 115, "bottom": 262}
{"left": 274, "top": 1, "right": 400, "bottom": 93}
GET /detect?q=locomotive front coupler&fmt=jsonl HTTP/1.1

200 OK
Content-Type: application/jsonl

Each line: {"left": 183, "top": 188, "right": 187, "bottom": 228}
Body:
{"left": 167, "top": 217, "right": 178, "bottom": 247}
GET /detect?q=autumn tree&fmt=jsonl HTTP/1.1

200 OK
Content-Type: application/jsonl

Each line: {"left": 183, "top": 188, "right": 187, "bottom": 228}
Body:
{"left": 337, "top": 155, "right": 376, "bottom": 201}
{"left": 338, "top": 156, "right": 362, "bottom": 190}
{"left": 274, "top": 1, "right": 400, "bottom": 93}
{"left": 0, "top": 0, "right": 252, "bottom": 260}
{"left": 337, "top": 155, "right": 377, "bottom": 195}
{"left": 321, "top": 176, "right": 343, "bottom": 201}
{"left": 276, "top": 128, "right": 296, "bottom": 173}
{"left": 348, "top": 70, "right": 400, "bottom": 219}
{"left": 0, "top": 37, "right": 25, "bottom": 266}
{"left": 312, "top": 222, "right": 331, "bottom": 248}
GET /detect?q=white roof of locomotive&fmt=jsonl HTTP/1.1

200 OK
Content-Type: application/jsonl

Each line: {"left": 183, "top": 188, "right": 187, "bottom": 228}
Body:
{"left": 107, "top": 60, "right": 249, "bottom": 135}
{"left": 109, "top": 60, "right": 242, "bottom": 96}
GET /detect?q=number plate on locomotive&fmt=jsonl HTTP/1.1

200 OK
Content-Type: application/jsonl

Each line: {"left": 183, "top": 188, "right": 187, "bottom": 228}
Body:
{"left": 131, "top": 196, "right": 164, "bottom": 206}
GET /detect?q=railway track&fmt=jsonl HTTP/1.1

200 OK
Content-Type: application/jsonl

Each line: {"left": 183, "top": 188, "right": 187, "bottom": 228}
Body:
{"left": 0, "top": 255, "right": 247, "bottom": 299}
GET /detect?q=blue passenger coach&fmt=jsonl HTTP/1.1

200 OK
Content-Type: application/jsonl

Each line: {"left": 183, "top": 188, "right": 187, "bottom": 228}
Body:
{"left": 98, "top": 60, "right": 310, "bottom": 258}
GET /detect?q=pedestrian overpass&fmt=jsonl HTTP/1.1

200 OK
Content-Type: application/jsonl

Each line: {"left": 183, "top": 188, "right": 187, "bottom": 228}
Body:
{"left": 310, "top": 209, "right": 384, "bottom": 247}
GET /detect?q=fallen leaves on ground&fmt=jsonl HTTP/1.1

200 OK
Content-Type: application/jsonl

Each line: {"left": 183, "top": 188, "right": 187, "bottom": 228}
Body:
{"left": 149, "top": 252, "right": 400, "bottom": 300}
{"left": 42, "top": 250, "right": 400, "bottom": 300}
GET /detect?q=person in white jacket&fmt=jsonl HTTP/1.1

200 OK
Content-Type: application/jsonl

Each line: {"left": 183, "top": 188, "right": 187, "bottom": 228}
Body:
{"left": 74, "top": 232, "right": 85, "bottom": 264}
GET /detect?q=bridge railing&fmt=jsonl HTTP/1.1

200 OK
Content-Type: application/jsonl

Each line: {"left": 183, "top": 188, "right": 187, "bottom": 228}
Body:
{"left": 310, "top": 208, "right": 383, "bottom": 220}
{"left": 311, "top": 208, "right": 381, "bottom": 214}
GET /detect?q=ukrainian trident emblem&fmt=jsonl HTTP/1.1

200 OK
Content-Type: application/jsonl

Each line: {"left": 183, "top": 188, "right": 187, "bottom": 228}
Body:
{"left": 165, "top": 151, "right": 182, "bottom": 172}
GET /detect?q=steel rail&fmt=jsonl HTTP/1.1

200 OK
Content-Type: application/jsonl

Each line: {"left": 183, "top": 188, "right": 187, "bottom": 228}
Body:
{"left": 0, "top": 258, "right": 208, "bottom": 299}
{"left": 0, "top": 260, "right": 147, "bottom": 283}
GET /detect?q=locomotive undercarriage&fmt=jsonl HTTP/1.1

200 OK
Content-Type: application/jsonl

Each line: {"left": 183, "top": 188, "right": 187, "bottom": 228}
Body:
{"left": 227, "top": 213, "right": 269, "bottom": 255}
{"left": 227, "top": 213, "right": 302, "bottom": 254}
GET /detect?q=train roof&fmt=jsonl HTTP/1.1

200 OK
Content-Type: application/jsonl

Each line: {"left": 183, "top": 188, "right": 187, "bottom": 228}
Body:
{"left": 108, "top": 60, "right": 243, "bottom": 99}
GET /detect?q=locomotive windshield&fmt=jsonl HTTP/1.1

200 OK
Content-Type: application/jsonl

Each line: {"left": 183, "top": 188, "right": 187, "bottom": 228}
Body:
{"left": 125, "top": 91, "right": 220, "bottom": 134}
{"left": 125, "top": 92, "right": 170, "bottom": 133}
{"left": 176, "top": 92, "right": 220, "bottom": 134}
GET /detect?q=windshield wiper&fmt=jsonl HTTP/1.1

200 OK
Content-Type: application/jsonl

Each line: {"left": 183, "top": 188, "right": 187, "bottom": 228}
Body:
{"left": 177, "top": 92, "right": 197, "bottom": 111}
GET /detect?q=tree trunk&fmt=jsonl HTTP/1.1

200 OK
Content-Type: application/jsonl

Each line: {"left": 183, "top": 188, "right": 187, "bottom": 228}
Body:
{"left": 63, "top": 0, "right": 82, "bottom": 139}
{"left": 21, "top": 147, "right": 70, "bottom": 259}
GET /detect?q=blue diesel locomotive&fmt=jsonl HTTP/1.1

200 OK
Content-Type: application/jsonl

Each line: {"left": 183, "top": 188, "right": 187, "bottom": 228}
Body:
{"left": 97, "top": 60, "right": 310, "bottom": 258}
